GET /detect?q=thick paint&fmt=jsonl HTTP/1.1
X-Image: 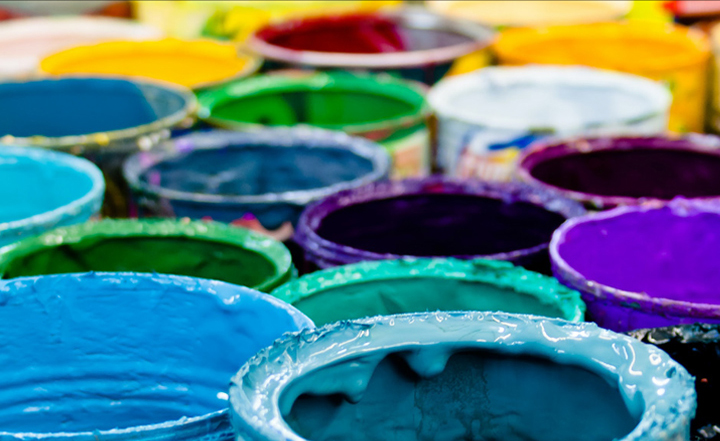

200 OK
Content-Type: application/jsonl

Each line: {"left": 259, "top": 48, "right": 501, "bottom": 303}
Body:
{"left": 0, "top": 272, "right": 312, "bottom": 440}
{"left": 272, "top": 258, "right": 585, "bottom": 326}
{"left": 230, "top": 312, "right": 696, "bottom": 441}
{"left": 0, "top": 219, "right": 293, "bottom": 292}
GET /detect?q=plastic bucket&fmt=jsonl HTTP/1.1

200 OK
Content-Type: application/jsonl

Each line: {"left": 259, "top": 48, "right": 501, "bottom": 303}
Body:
{"left": 230, "top": 311, "right": 695, "bottom": 441}
{"left": 551, "top": 199, "right": 720, "bottom": 332}
{"left": 294, "top": 177, "right": 585, "bottom": 274}
{"left": 517, "top": 134, "right": 720, "bottom": 210}
{"left": 0, "top": 146, "right": 104, "bottom": 247}
{"left": 40, "top": 38, "right": 260, "bottom": 90}
{"left": 271, "top": 258, "right": 585, "bottom": 326}
{"left": 248, "top": 7, "right": 495, "bottom": 86}
{"left": 0, "top": 76, "right": 195, "bottom": 217}
{"left": 428, "top": 66, "right": 671, "bottom": 181}
{"left": 494, "top": 22, "right": 710, "bottom": 133}
{"left": 197, "top": 71, "right": 430, "bottom": 178}
{"left": 0, "top": 219, "right": 293, "bottom": 292}
{"left": 0, "top": 272, "right": 312, "bottom": 441}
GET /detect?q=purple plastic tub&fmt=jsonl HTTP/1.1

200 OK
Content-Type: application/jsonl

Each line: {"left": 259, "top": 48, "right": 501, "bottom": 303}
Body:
{"left": 295, "top": 177, "right": 585, "bottom": 273}
{"left": 517, "top": 135, "right": 720, "bottom": 210}
{"left": 551, "top": 198, "right": 720, "bottom": 332}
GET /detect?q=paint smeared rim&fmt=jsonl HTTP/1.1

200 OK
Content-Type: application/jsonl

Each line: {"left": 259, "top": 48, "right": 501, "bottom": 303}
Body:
{"left": 0, "top": 146, "right": 104, "bottom": 239}
{"left": 516, "top": 134, "right": 720, "bottom": 210}
{"left": 628, "top": 322, "right": 720, "bottom": 345}
{"left": 0, "top": 218, "right": 294, "bottom": 292}
{"left": 550, "top": 198, "right": 720, "bottom": 319}
{"left": 229, "top": 311, "right": 696, "bottom": 441}
{"left": 247, "top": 7, "right": 495, "bottom": 69}
{"left": 271, "top": 257, "right": 586, "bottom": 322}
{"left": 123, "top": 128, "right": 391, "bottom": 206}
{"left": 294, "top": 176, "right": 586, "bottom": 266}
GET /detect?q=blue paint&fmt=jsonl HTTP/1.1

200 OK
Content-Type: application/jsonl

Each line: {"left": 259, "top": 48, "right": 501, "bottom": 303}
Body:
{"left": 0, "top": 272, "right": 313, "bottom": 440}
{"left": 0, "top": 146, "right": 104, "bottom": 246}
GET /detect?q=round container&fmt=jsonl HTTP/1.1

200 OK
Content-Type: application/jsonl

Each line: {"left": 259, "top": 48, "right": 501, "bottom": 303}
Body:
{"left": 295, "top": 177, "right": 585, "bottom": 274}
{"left": 230, "top": 311, "right": 696, "bottom": 441}
{"left": 551, "top": 199, "right": 720, "bottom": 332}
{"left": 494, "top": 22, "right": 710, "bottom": 133}
{"left": 197, "top": 71, "right": 430, "bottom": 178}
{"left": 0, "top": 219, "right": 293, "bottom": 292}
{"left": 428, "top": 66, "right": 671, "bottom": 181}
{"left": 0, "top": 272, "right": 312, "bottom": 441}
{"left": 40, "top": 38, "right": 260, "bottom": 89}
{"left": 123, "top": 128, "right": 390, "bottom": 236}
{"left": 0, "top": 146, "right": 104, "bottom": 247}
{"left": 271, "top": 258, "right": 585, "bottom": 326}
{"left": 0, "top": 76, "right": 195, "bottom": 218}
{"left": 248, "top": 7, "right": 495, "bottom": 86}
{"left": 0, "top": 16, "right": 162, "bottom": 79}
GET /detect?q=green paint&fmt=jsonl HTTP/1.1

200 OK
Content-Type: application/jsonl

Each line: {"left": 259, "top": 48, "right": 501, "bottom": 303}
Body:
{"left": 271, "top": 258, "right": 586, "bottom": 326}
{"left": 0, "top": 219, "right": 293, "bottom": 292}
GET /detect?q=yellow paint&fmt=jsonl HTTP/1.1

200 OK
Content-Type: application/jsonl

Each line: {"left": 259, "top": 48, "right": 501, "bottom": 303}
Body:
{"left": 40, "top": 39, "right": 258, "bottom": 89}
{"left": 626, "top": 1, "right": 673, "bottom": 23}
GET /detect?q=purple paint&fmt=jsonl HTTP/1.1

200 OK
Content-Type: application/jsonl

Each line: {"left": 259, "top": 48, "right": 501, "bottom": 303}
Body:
{"left": 551, "top": 198, "right": 720, "bottom": 332}
{"left": 517, "top": 135, "right": 720, "bottom": 209}
{"left": 295, "top": 177, "right": 585, "bottom": 273}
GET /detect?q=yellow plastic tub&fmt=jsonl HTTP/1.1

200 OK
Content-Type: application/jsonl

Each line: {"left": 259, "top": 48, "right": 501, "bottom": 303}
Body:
{"left": 39, "top": 38, "right": 259, "bottom": 89}
{"left": 495, "top": 22, "right": 711, "bottom": 133}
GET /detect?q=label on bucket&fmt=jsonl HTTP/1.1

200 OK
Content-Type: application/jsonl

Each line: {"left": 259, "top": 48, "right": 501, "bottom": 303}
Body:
{"left": 456, "top": 129, "right": 545, "bottom": 181}
{"left": 383, "top": 127, "right": 430, "bottom": 178}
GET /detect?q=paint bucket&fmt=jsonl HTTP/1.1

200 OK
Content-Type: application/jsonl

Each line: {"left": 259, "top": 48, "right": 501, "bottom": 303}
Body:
{"left": 0, "top": 219, "right": 293, "bottom": 292}
{"left": 0, "top": 146, "right": 104, "bottom": 247}
{"left": 518, "top": 134, "right": 720, "bottom": 210}
{"left": 0, "top": 76, "right": 195, "bottom": 218}
{"left": 230, "top": 311, "right": 695, "bottom": 441}
{"left": 248, "top": 7, "right": 495, "bottom": 86}
{"left": 428, "top": 66, "right": 671, "bottom": 181}
{"left": 39, "top": 38, "right": 260, "bottom": 90}
{"left": 495, "top": 22, "right": 710, "bottom": 133}
{"left": 629, "top": 324, "right": 719, "bottom": 440}
{"left": 294, "top": 177, "right": 585, "bottom": 274}
{"left": 0, "top": 272, "right": 312, "bottom": 441}
{"left": 123, "top": 128, "right": 390, "bottom": 240}
{"left": 271, "top": 258, "right": 585, "bottom": 326}
{"left": 197, "top": 72, "right": 428, "bottom": 178}
{"left": 707, "top": 23, "right": 720, "bottom": 133}
{"left": 551, "top": 198, "right": 720, "bottom": 332}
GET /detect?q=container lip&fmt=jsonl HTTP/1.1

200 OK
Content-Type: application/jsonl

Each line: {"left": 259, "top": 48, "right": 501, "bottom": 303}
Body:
{"left": 271, "top": 257, "right": 586, "bottom": 322}
{"left": 247, "top": 7, "right": 495, "bottom": 69}
{"left": 516, "top": 134, "right": 720, "bottom": 210}
{"left": 0, "top": 146, "right": 104, "bottom": 238}
{"left": 229, "top": 311, "right": 696, "bottom": 441}
{"left": 294, "top": 176, "right": 586, "bottom": 266}
{"left": 123, "top": 127, "right": 391, "bottom": 206}
{"left": 628, "top": 322, "right": 720, "bottom": 344}
{"left": 0, "top": 218, "right": 293, "bottom": 292}
{"left": 0, "top": 75, "right": 197, "bottom": 152}
{"left": 550, "top": 198, "right": 720, "bottom": 319}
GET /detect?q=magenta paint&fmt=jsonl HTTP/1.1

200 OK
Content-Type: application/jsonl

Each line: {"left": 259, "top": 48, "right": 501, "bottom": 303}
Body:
{"left": 517, "top": 135, "right": 720, "bottom": 210}
{"left": 551, "top": 198, "right": 720, "bottom": 332}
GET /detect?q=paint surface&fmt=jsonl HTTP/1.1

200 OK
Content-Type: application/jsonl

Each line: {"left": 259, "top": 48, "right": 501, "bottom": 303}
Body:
{"left": 0, "top": 272, "right": 311, "bottom": 437}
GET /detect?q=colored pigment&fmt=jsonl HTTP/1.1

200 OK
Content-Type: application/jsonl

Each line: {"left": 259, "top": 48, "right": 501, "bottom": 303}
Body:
{"left": 0, "top": 219, "right": 293, "bottom": 292}
{"left": 230, "top": 312, "right": 696, "bottom": 441}
{"left": 272, "top": 258, "right": 585, "bottom": 326}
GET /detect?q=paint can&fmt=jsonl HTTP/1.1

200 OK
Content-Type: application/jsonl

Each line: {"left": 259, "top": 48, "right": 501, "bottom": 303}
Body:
{"left": 495, "top": 22, "right": 710, "bottom": 133}
{"left": 294, "top": 177, "right": 585, "bottom": 274}
{"left": 0, "top": 146, "right": 104, "bottom": 247}
{"left": 551, "top": 198, "right": 720, "bottom": 332}
{"left": 271, "top": 258, "right": 585, "bottom": 326}
{"left": 0, "top": 76, "right": 196, "bottom": 218}
{"left": 0, "top": 272, "right": 312, "bottom": 441}
{"left": 428, "top": 66, "right": 671, "bottom": 181}
{"left": 197, "top": 71, "right": 430, "bottom": 178}
{"left": 247, "top": 7, "right": 495, "bottom": 86}
{"left": 230, "top": 311, "right": 695, "bottom": 441}
{"left": 0, "top": 219, "right": 293, "bottom": 292}
{"left": 39, "top": 38, "right": 260, "bottom": 90}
